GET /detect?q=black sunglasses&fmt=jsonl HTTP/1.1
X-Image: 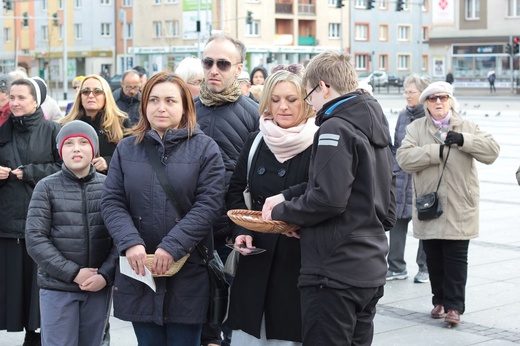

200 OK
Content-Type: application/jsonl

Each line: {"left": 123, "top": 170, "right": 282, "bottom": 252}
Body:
{"left": 426, "top": 94, "right": 449, "bottom": 103}
{"left": 201, "top": 58, "right": 239, "bottom": 72}
{"left": 81, "top": 88, "right": 104, "bottom": 96}
{"left": 271, "top": 64, "right": 303, "bottom": 74}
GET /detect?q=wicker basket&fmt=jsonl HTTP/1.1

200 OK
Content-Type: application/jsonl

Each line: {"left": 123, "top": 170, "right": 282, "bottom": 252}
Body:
{"left": 145, "top": 253, "right": 190, "bottom": 277}
{"left": 227, "top": 209, "right": 298, "bottom": 234}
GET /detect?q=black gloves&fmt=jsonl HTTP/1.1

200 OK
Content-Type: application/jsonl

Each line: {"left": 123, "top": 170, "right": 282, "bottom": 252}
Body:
{"left": 444, "top": 131, "right": 464, "bottom": 147}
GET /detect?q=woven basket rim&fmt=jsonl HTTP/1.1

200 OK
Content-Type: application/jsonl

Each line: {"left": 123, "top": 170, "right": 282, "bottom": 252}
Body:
{"left": 145, "top": 253, "right": 189, "bottom": 277}
{"left": 227, "top": 209, "right": 298, "bottom": 234}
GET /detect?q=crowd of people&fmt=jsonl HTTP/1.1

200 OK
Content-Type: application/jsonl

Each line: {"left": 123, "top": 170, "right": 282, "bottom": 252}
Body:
{"left": 0, "top": 31, "right": 503, "bottom": 346}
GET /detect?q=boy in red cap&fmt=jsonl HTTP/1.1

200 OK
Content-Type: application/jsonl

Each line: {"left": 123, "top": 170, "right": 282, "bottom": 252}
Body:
{"left": 25, "top": 120, "right": 117, "bottom": 346}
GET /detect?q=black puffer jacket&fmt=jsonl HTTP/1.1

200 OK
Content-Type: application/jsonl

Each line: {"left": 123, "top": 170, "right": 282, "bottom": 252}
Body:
{"left": 0, "top": 108, "right": 62, "bottom": 239}
{"left": 195, "top": 95, "right": 259, "bottom": 240}
{"left": 113, "top": 88, "right": 141, "bottom": 124}
{"left": 26, "top": 164, "right": 117, "bottom": 291}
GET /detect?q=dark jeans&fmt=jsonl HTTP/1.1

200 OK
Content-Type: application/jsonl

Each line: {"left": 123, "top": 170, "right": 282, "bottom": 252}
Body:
{"left": 387, "top": 218, "right": 428, "bottom": 273}
{"left": 132, "top": 322, "right": 202, "bottom": 346}
{"left": 422, "top": 239, "right": 469, "bottom": 314}
{"left": 300, "top": 284, "right": 384, "bottom": 346}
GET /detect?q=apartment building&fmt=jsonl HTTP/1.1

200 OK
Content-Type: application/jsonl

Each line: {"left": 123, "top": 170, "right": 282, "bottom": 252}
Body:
{"left": 428, "top": 0, "right": 520, "bottom": 88}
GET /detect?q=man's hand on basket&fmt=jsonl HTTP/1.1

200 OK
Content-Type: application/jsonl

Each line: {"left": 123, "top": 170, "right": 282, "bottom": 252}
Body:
{"left": 262, "top": 193, "right": 285, "bottom": 221}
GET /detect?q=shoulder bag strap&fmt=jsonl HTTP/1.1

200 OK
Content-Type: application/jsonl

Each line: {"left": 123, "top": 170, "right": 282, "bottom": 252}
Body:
{"left": 414, "top": 146, "right": 451, "bottom": 197}
{"left": 143, "top": 139, "right": 208, "bottom": 259}
{"left": 246, "top": 132, "right": 263, "bottom": 184}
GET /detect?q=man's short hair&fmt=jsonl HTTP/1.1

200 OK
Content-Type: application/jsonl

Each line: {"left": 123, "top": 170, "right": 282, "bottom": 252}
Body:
{"left": 303, "top": 51, "right": 358, "bottom": 95}
{"left": 122, "top": 69, "right": 141, "bottom": 81}
{"left": 205, "top": 32, "right": 246, "bottom": 63}
{"left": 132, "top": 66, "right": 146, "bottom": 77}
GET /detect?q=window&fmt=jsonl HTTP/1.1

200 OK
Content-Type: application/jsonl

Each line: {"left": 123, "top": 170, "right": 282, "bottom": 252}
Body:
{"left": 126, "top": 23, "right": 133, "bottom": 39}
{"left": 153, "top": 21, "right": 162, "bottom": 38}
{"left": 75, "top": 0, "right": 82, "bottom": 8}
{"left": 58, "top": 24, "right": 63, "bottom": 40}
{"left": 154, "top": 0, "right": 161, "bottom": 4}
{"left": 165, "top": 0, "right": 178, "bottom": 3}
{"left": 465, "top": 0, "right": 480, "bottom": 19}
{"left": 328, "top": 23, "right": 341, "bottom": 39}
{"left": 397, "top": 25, "right": 410, "bottom": 41}
{"left": 58, "top": 0, "right": 63, "bottom": 9}
{"left": 379, "top": 0, "right": 388, "bottom": 9}
{"left": 402, "top": 0, "right": 410, "bottom": 10}
{"left": 355, "top": 23, "right": 369, "bottom": 41}
{"left": 378, "top": 24, "right": 388, "bottom": 41}
{"left": 379, "top": 54, "right": 388, "bottom": 70}
{"left": 246, "top": 20, "right": 260, "bottom": 36}
{"left": 422, "top": 26, "right": 429, "bottom": 42}
{"left": 74, "top": 23, "right": 82, "bottom": 39}
{"left": 397, "top": 54, "right": 410, "bottom": 70}
{"left": 355, "top": 54, "right": 369, "bottom": 70}
{"left": 421, "top": 0, "right": 428, "bottom": 11}
{"left": 354, "top": 0, "right": 365, "bottom": 8}
{"left": 328, "top": 0, "right": 336, "bottom": 5}
{"left": 165, "top": 20, "right": 179, "bottom": 37}
{"left": 41, "top": 26, "right": 48, "bottom": 41}
{"left": 508, "top": 0, "right": 520, "bottom": 16}
{"left": 42, "top": 0, "right": 47, "bottom": 10}
{"left": 101, "top": 23, "right": 111, "bottom": 37}
{"left": 100, "top": 0, "right": 110, "bottom": 5}
{"left": 4, "top": 28, "right": 11, "bottom": 42}
{"left": 422, "top": 54, "right": 428, "bottom": 72}
{"left": 123, "top": 0, "right": 133, "bottom": 6}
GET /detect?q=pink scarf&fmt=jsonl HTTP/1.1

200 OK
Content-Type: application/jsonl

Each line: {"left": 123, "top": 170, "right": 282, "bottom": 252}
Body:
{"left": 259, "top": 114, "right": 318, "bottom": 163}
{"left": 430, "top": 110, "right": 452, "bottom": 129}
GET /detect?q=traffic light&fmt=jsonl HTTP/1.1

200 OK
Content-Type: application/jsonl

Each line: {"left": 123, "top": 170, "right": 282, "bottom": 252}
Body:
{"left": 514, "top": 37, "right": 520, "bottom": 55}
{"left": 3, "top": 0, "right": 12, "bottom": 11}
{"left": 22, "top": 12, "right": 28, "bottom": 26}
{"left": 396, "top": 0, "right": 404, "bottom": 11}
{"left": 366, "top": 0, "right": 375, "bottom": 10}
{"left": 52, "top": 12, "right": 58, "bottom": 26}
{"left": 246, "top": 11, "right": 253, "bottom": 25}
{"left": 336, "top": 0, "right": 344, "bottom": 8}
{"left": 505, "top": 43, "right": 511, "bottom": 55}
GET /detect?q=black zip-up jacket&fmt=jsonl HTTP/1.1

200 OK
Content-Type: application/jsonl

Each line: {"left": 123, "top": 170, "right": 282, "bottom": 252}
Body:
{"left": 113, "top": 88, "right": 141, "bottom": 124}
{"left": 0, "top": 108, "right": 62, "bottom": 239}
{"left": 26, "top": 164, "right": 117, "bottom": 291}
{"left": 272, "top": 91, "right": 396, "bottom": 288}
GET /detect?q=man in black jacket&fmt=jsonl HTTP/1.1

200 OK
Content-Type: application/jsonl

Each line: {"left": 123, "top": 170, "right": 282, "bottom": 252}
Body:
{"left": 263, "top": 51, "right": 396, "bottom": 346}
{"left": 113, "top": 69, "right": 141, "bottom": 124}
{"left": 195, "top": 32, "right": 259, "bottom": 346}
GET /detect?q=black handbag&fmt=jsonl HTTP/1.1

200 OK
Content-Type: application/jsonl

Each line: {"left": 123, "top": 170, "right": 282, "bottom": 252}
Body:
{"left": 415, "top": 147, "right": 450, "bottom": 221}
{"left": 144, "top": 139, "right": 229, "bottom": 326}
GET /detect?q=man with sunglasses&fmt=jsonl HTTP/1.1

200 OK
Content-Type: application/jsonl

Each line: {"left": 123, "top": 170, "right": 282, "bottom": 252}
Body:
{"left": 195, "top": 32, "right": 259, "bottom": 346}
{"left": 112, "top": 69, "right": 141, "bottom": 124}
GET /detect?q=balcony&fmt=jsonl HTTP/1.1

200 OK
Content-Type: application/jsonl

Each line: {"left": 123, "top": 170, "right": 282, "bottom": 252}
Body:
{"left": 275, "top": 2, "right": 293, "bottom": 14}
{"left": 298, "top": 36, "right": 316, "bottom": 46}
{"left": 298, "top": 3, "right": 316, "bottom": 15}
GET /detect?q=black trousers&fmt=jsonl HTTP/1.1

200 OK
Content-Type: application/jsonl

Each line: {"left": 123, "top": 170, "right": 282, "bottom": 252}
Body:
{"left": 300, "top": 284, "right": 384, "bottom": 346}
{"left": 422, "top": 239, "right": 469, "bottom": 314}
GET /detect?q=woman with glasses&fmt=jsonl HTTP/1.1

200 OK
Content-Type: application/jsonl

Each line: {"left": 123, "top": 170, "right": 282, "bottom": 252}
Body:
{"left": 225, "top": 65, "right": 318, "bottom": 345}
{"left": 397, "top": 81, "right": 499, "bottom": 325}
{"left": 175, "top": 56, "right": 204, "bottom": 98}
{"left": 0, "top": 77, "right": 62, "bottom": 346}
{"left": 386, "top": 74, "right": 431, "bottom": 284}
{"left": 60, "top": 75, "right": 130, "bottom": 175}
{"left": 65, "top": 75, "right": 85, "bottom": 116}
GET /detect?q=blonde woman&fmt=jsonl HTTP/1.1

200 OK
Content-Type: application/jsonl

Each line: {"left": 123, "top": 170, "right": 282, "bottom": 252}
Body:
{"left": 60, "top": 74, "right": 130, "bottom": 173}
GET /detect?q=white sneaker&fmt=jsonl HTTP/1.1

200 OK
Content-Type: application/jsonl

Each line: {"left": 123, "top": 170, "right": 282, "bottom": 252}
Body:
{"left": 414, "top": 271, "right": 429, "bottom": 283}
{"left": 386, "top": 270, "right": 408, "bottom": 281}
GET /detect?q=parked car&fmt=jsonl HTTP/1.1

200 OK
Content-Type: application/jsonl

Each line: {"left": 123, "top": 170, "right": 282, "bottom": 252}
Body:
{"left": 387, "top": 74, "right": 404, "bottom": 87}
{"left": 107, "top": 74, "right": 122, "bottom": 91}
{"left": 358, "top": 71, "right": 388, "bottom": 87}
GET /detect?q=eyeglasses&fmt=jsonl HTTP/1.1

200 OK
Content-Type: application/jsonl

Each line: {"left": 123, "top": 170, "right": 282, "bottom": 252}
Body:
{"left": 304, "top": 83, "right": 330, "bottom": 106}
{"left": 426, "top": 94, "right": 449, "bottom": 103}
{"left": 187, "top": 79, "right": 202, "bottom": 86}
{"left": 81, "top": 88, "right": 104, "bottom": 96}
{"left": 123, "top": 85, "right": 140, "bottom": 91}
{"left": 201, "top": 58, "right": 240, "bottom": 72}
{"left": 403, "top": 91, "right": 418, "bottom": 96}
{"left": 270, "top": 64, "right": 303, "bottom": 75}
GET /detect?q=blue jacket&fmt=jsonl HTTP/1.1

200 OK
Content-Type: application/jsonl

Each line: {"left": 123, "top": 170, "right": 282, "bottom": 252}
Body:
{"left": 101, "top": 127, "right": 226, "bottom": 325}
{"left": 391, "top": 105, "right": 425, "bottom": 219}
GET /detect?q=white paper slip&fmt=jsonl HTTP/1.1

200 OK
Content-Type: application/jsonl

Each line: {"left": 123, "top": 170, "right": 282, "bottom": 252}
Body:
{"left": 119, "top": 256, "right": 156, "bottom": 292}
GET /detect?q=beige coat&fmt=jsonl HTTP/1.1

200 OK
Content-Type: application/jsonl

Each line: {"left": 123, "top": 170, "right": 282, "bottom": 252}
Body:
{"left": 396, "top": 112, "right": 499, "bottom": 240}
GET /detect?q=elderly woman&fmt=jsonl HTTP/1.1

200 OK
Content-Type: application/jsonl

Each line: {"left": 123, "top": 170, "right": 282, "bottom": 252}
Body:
{"left": 175, "top": 56, "right": 204, "bottom": 98}
{"left": 387, "top": 74, "right": 431, "bottom": 284}
{"left": 225, "top": 65, "right": 317, "bottom": 345}
{"left": 397, "top": 81, "right": 500, "bottom": 325}
{"left": 60, "top": 74, "right": 130, "bottom": 174}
